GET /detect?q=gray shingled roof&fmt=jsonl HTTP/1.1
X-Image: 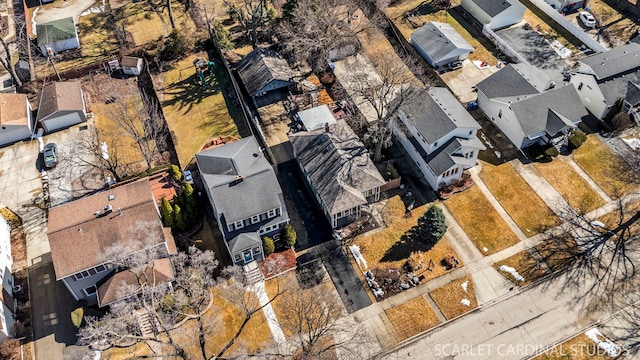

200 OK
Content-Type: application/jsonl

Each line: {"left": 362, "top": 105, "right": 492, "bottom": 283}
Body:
{"left": 476, "top": 63, "right": 549, "bottom": 99}
{"left": 510, "top": 85, "right": 588, "bottom": 136}
{"left": 579, "top": 43, "right": 640, "bottom": 80}
{"left": 470, "top": 0, "right": 513, "bottom": 17}
{"left": 236, "top": 48, "right": 296, "bottom": 96}
{"left": 626, "top": 81, "right": 640, "bottom": 106}
{"left": 596, "top": 70, "right": 640, "bottom": 106}
{"left": 196, "top": 137, "right": 285, "bottom": 225}
{"left": 228, "top": 233, "right": 261, "bottom": 253}
{"left": 411, "top": 22, "right": 474, "bottom": 63}
{"left": 398, "top": 87, "right": 481, "bottom": 145}
{"left": 289, "top": 120, "right": 386, "bottom": 215}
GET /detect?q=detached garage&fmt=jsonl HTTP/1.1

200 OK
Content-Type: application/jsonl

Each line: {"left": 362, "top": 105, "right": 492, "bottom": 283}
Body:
{"left": 0, "top": 93, "right": 35, "bottom": 147}
{"left": 37, "top": 82, "right": 87, "bottom": 133}
{"left": 411, "top": 22, "right": 475, "bottom": 69}
{"left": 461, "top": 0, "right": 526, "bottom": 30}
{"left": 36, "top": 17, "right": 80, "bottom": 56}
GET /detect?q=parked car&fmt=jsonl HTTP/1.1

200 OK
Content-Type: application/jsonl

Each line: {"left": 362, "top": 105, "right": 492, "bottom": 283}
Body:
{"left": 43, "top": 143, "right": 58, "bottom": 168}
{"left": 579, "top": 12, "right": 596, "bottom": 28}
{"left": 440, "top": 60, "right": 463, "bottom": 73}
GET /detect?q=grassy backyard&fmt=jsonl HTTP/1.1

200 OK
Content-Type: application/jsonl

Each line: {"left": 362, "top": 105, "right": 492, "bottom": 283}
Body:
{"left": 115, "top": 1, "right": 195, "bottom": 46}
{"left": 535, "top": 236, "right": 580, "bottom": 272}
{"left": 494, "top": 250, "right": 548, "bottom": 286}
{"left": 534, "top": 158, "right": 605, "bottom": 213}
{"left": 532, "top": 333, "right": 614, "bottom": 360}
{"left": 444, "top": 186, "right": 520, "bottom": 254}
{"left": 587, "top": 0, "right": 640, "bottom": 43}
{"left": 352, "top": 196, "right": 460, "bottom": 281}
{"left": 158, "top": 53, "right": 242, "bottom": 167}
{"left": 384, "top": 295, "right": 440, "bottom": 342}
{"left": 480, "top": 162, "right": 560, "bottom": 236}
{"left": 429, "top": 276, "right": 477, "bottom": 320}
{"left": 572, "top": 136, "right": 636, "bottom": 198}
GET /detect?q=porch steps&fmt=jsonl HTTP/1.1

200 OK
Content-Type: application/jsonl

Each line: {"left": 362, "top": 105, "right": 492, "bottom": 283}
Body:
{"left": 243, "top": 261, "right": 264, "bottom": 286}
{"left": 135, "top": 309, "right": 155, "bottom": 338}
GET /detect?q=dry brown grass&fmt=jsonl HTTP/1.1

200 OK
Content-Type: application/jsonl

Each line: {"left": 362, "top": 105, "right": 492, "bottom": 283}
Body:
{"left": 522, "top": 9, "right": 578, "bottom": 52}
{"left": 445, "top": 185, "right": 520, "bottom": 254}
{"left": 534, "top": 158, "right": 605, "bottom": 213}
{"left": 429, "top": 276, "right": 477, "bottom": 320}
{"left": 119, "top": 2, "right": 195, "bottom": 46}
{"left": 495, "top": 250, "right": 548, "bottom": 286}
{"left": 385, "top": 295, "right": 440, "bottom": 341}
{"left": 102, "top": 341, "right": 178, "bottom": 359}
{"left": 535, "top": 236, "right": 580, "bottom": 272}
{"left": 587, "top": 0, "right": 640, "bottom": 43}
{"left": 572, "top": 136, "right": 637, "bottom": 198}
{"left": 158, "top": 52, "right": 240, "bottom": 167}
{"left": 532, "top": 333, "right": 613, "bottom": 360}
{"left": 480, "top": 162, "right": 560, "bottom": 236}
{"left": 353, "top": 196, "right": 460, "bottom": 281}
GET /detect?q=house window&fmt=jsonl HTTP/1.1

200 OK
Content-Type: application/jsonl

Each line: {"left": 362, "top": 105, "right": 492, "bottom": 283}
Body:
{"left": 234, "top": 220, "right": 244, "bottom": 230}
{"left": 251, "top": 215, "right": 260, "bottom": 224}
{"left": 268, "top": 209, "right": 277, "bottom": 218}
{"left": 95, "top": 265, "right": 107, "bottom": 273}
{"left": 498, "top": 109, "right": 503, "bottom": 118}
{"left": 234, "top": 254, "right": 242, "bottom": 262}
{"left": 252, "top": 247, "right": 261, "bottom": 255}
{"left": 578, "top": 82, "right": 583, "bottom": 90}
{"left": 83, "top": 286, "right": 97, "bottom": 296}
{"left": 469, "top": 130, "right": 473, "bottom": 136}
{"left": 434, "top": 141, "right": 438, "bottom": 147}
{"left": 74, "top": 270, "right": 91, "bottom": 281}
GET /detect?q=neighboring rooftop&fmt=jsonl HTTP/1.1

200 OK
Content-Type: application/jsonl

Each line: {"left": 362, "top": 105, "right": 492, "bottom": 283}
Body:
{"left": 0, "top": 93, "right": 29, "bottom": 127}
{"left": 297, "top": 104, "right": 337, "bottom": 131}
{"left": 289, "top": 120, "right": 386, "bottom": 215}
{"left": 411, "top": 22, "right": 474, "bottom": 63}
{"left": 36, "top": 81, "right": 84, "bottom": 122}
{"left": 36, "top": 17, "right": 76, "bottom": 46}
{"left": 398, "top": 87, "right": 481, "bottom": 145}
{"left": 236, "top": 48, "right": 296, "bottom": 96}
{"left": 120, "top": 56, "right": 142, "bottom": 68}
{"left": 470, "top": 0, "right": 515, "bottom": 16}
{"left": 579, "top": 43, "right": 640, "bottom": 80}
{"left": 595, "top": 71, "right": 640, "bottom": 106}
{"left": 476, "top": 63, "right": 550, "bottom": 99}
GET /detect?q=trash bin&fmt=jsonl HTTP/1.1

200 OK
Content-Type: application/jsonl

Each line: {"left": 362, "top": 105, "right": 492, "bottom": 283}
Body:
{"left": 466, "top": 101, "right": 478, "bottom": 111}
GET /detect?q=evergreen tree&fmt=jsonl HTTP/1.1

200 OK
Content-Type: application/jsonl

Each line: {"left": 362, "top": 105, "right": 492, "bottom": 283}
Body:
{"left": 418, "top": 206, "right": 447, "bottom": 242}
{"left": 262, "top": 237, "right": 275, "bottom": 256}
{"left": 174, "top": 204, "right": 186, "bottom": 232}
{"left": 281, "top": 224, "right": 297, "bottom": 248}
{"left": 169, "top": 164, "right": 182, "bottom": 182}
{"left": 160, "top": 197, "right": 175, "bottom": 228}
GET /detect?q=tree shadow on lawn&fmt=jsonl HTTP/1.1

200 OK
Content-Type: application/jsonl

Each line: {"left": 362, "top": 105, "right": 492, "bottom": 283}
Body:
{"left": 161, "top": 70, "right": 223, "bottom": 116}
{"left": 380, "top": 223, "right": 437, "bottom": 263}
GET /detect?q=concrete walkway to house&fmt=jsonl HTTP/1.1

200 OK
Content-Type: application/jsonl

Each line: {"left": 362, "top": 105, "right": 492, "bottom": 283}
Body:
{"left": 251, "top": 282, "right": 286, "bottom": 344}
{"left": 566, "top": 156, "right": 613, "bottom": 203}
{"left": 509, "top": 160, "right": 570, "bottom": 215}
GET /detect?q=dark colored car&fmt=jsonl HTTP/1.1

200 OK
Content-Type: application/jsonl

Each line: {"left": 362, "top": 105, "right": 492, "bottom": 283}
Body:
{"left": 43, "top": 143, "right": 58, "bottom": 169}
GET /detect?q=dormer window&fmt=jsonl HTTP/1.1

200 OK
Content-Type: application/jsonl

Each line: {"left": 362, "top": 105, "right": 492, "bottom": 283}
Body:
{"left": 268, "top": 209, "right": 277, "bottom": 218}
{"left": 251, "top": 215, "right": 260, "bottom": 224}
{"left": 234, "top": 220, "right": 244, "bottom": 230}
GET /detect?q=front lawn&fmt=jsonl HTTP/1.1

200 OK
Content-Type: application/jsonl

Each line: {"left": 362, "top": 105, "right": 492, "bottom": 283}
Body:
{"left": 534, "top": 236, "right": 580, "bottom": 272}
{"left": 494, "top": 250, "right": 547, "bottom": 286}
{"left": 532, "top": 332, "right": 614, "bottom": 360}
{"left": 158, "top": 53, "right": 242, "bottom": 167}
{"left": 444, "top": 186, "right": 520, "bottom": 254}
{"left": 480, "top": 162, "right": 560, "bottom": 236}
{"left": 534, "top": 158, "right": 605, "bottom": 213}
{"left": 572, "top": 136, "right": 636, "bottom": 198}
{"left": 429, "top": 276, "right": 477, "bottom": 320}
{"left": 384, "top": 295, "right": 440, "bottom": 342}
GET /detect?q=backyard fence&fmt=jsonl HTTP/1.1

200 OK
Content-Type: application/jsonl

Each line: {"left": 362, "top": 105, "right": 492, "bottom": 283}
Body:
{"left": 482, "top": 25, "right": 530, "bottom": 64}
{"left": 528, "top": 0, "right": 607, "bottom": 52}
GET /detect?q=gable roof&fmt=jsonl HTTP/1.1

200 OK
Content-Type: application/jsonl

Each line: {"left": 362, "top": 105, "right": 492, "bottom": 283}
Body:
{"left": 578, "top": 43, "right": 640, "bottom": 80}
{"left": 196, "top": 136, "right": 285, "bottom": 225}
{"left": 96, "top": 258, "right": 174, "bottom": 307}
{"left": 36, "top": 81, "right": 84, "bottom": 122}
{"left": 593, "top": 70, "right": 640, "bottom": 106}
{"left": 0, "top": 93, "right": 29, "bottom": 127}
{"left": 36, "top": 17, "right": 76, "bottom": 46}
{"left": 470, "top": 0, "right": 514, "bottom": 16}
{"left": 48, "top": 180, "right": 175, "bottom": 279}
{"left": 289, "top": 120, "right": 386, "bottom": 215}
{"left": 121, "top": 56, "right": 142, "bottom": 68}
{"left": 228, "top": 233, "right": 261, "bottom": 253}
{"left": 411, "top": 22, "right": 474, "bottom": 63}
{"left": 236, "top": 48, "right": 296, "bottom": 96}
{"left": 398, "top": 87, "right": 481, "bottom": 145}
{"left": 476, "top": 63, "right": 549, "bottom": 99}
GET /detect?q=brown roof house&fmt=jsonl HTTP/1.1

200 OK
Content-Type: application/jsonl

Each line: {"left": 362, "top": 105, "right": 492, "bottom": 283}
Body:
{"left": 47, "top": 179, "right": 178, "bottom": 307}
{"left": 0, "top": 93, "right": 35, "bottom": 148}
{"left": 36, "top": 81, "right": 87, "bottom": 133}
{"left": 120, "top": 56, "right": 144, "bottom": 76}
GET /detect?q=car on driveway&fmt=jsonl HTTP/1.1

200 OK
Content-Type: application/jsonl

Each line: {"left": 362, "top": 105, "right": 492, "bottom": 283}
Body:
{"left": 579, "top": 11, "right": 596, "bottom": 28}
{"left": 43, "top": 143, "right": 58, "bottom": 168}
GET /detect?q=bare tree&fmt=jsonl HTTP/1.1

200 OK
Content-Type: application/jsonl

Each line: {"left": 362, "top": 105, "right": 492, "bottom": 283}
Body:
{"left": 60, "top": 129, "right": 128, "bottom": 183}
{"left": 224, "top": 0, "right": 273, "bottom": 46}
{"left": 0, "top": 13, "right": 31, "bottom": 86}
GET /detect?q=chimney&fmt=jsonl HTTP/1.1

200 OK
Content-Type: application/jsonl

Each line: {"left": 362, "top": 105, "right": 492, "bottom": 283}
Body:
{"left": 325, "top": 122, "right": 330, "bottom": 133}
{"left": 103, "top": 204, "right": 113, "bottom": 214}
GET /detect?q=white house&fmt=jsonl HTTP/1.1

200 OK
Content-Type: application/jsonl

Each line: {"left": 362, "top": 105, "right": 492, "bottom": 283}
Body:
{"left": 461, "top": 0, "right": 526, "bottom": 29}
{"left": 392, "top": 87, "right": 484, "bottom": 190}
{"left": 0, "top": 93, "right": 35, "bottom": 148}
{"left": 297, "top": 104, "right": 337, "bottom": 131}
{"left": 543, "top": 0, "right": 586, "bottom": 12}
{"left": 196, "top": 137, "right": 290, "bottom": 264}
{"left": 36, "top": 81, "right": 87, "bottom": 133}
{"left": 120, "top": 56, "right": 144, "bottom": 76}
{"left": 0, "top": 214, "right": 15, "bottom": 342}
{"left": 36, "top": 17, "right": 80, "bottom": 56}
{"left": 477, "top": 63, "right": 588, "bottom": 150}
{"left": 570, "top": 43, "right": 640, "bottom": 120}
{"left": 411, "top": 22, "right": 475, "bottom": 69}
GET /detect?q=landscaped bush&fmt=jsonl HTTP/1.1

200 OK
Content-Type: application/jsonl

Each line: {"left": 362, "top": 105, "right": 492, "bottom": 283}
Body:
{"left": 544, "top": 146, "right": 559, "bottom": 158}
{"left": 174, "top": 204, "right": 185, "bottom": 231}
{"left": 0, "top": 208, "right": 21, "bottom": 228}
{"left": 160, "top": 197, "right": 175, "bottom": 228}
{"left": 71, "top": 307, "right": 84, "bottom": 328}
{"left": 263, "top": 237, "right": 275, "bottom": 256}
{"left": 568, "top": 130, "right": 588, "bottom": 149}
{"left": 281, "top": 224, "right": 297, "bottom": 248}
{"left": 169, "top": 164, "right": 182, "bottom": 182}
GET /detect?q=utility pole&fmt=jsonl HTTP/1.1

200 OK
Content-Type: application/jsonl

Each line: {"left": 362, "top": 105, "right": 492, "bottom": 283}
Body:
{"left": 46, "top": 47, "right": 61, "bottom": 81}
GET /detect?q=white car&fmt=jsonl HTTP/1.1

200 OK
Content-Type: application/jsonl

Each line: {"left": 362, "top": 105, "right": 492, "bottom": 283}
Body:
{"left": 579, "top": 11, "right": 596, "bottom": 28}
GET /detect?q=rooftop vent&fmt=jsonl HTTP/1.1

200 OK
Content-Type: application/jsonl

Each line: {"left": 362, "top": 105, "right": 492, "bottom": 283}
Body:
{"left": 548, "top": 81, "right": 556, "bottom": 89}
{"left": 234, "top": 175, "right": 244, "bottom": 184}
{"left": 108, "top": 194, "right": 115, "bottom": 201}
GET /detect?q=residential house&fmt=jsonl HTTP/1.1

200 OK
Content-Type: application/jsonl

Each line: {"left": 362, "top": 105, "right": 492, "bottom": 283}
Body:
{"left": 36, "top": 17, "right": 80, "bottom": 56}
{"left": 461, "top": 0, "right": 526, "bottom": 30}
{"left": 120, "top": 56, "right": 144, "bottom": 76}
{"left": 36, "top": 81, "right": 87, "bottom": 133}
{"left": 543, "top": 0, "right": 587, "bottom": 12}
{"left": 0, "top": 93, "right": 35, "bottom": 147}
{"left": 0, "top": 215, "right": 14, "bottom": 342}
{"left": 47, "top": 180, "right": 178, "bottom": 307}
{"left": 570, "top": 43, "right": 640, "bottom": 120}
{"left": 289, "top": 120, "right": 386, "bottom": 229}
{"left": 392, "top": 87, "right": 485, "bottom": 190}
{"left": 236, "top": 48, "right": 296, "bottom": 107}
{"left": 477, "top": 63, "right": 588, "bottom": 150}
{"left": 296, "top": 104, "right": 337, "bottom": 131}
{"left": 411, "top": 22, "right": 475, "bottom": 69}
{"left": 196, "top": 136, "right": 290, "bottom": 265}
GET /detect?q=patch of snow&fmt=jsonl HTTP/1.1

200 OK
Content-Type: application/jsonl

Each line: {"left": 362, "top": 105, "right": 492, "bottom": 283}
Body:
{"left": 483, "top": 246, "right": 489, "bottom": 253}
{"left": 80, "top": 6, "right": 104, "bottom": 16}
{"left": 494, "top": 150, "right": 501, "bottom": 159}
{"left": 499, "top": 265, "right": 525, "bottom": 282}
{"left": 590, "top": 221, "right": 606, "bottom": 228}
{"left": 460, "top": 298, "right": 471, "bottom": 306}
{"left": 461, "top": 281, "right": 468, "bottom": 293}
{"left": 101, "top": 142, "right": 109, "bottom": 160}
{"left": 372, "top": 288, "right": 384, "bottom": 297}
{"left": 585, "top": 328, "right": 622, "bottom": 357}
{"left": 349, "top": 245, "right": 368, "bottom": 270}
{"left": 622, "top": 137, "right": 640, "bottom": 150}
{"left": 547, "top": 39, "right": 572, "bottom": 59}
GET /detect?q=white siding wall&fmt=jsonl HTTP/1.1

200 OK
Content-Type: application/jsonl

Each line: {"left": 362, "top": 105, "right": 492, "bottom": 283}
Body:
{"left": 39, "top": 37, "right": 80, "bottom": 56}
{"left": 0, "top": 215, "right": 12, "bottom": 340}
{"left": 570, "top": 74, "right": 610, "bottom": 119}
{"left": 411, "top": 38, "right": 436, "bottom": 67}
{"left": 62, "top": 270, "right": 113, "bottom": 303}
{"left": 489, "top": 2, "right": 526, "bottom": 29}
{"left": 478, "top": 90, "right": 527, "bottom": 148}
{"left": 0, "top": 125, "right": 32, "bottom": 147}
{"left": 42, "top": 112, "right": 83, "bottom": 133}
{"left": 461, "top": 0, "right": 492, "bottom": 24}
